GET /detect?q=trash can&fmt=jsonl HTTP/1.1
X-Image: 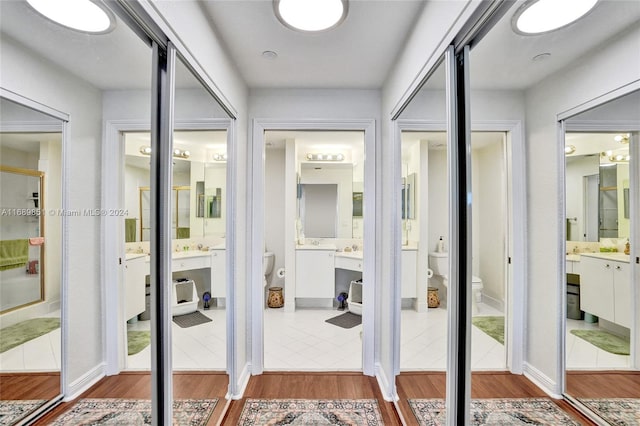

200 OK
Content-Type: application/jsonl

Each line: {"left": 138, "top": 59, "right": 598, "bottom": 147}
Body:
{"left": 566, "top": 273, "right": 583, "bottom": 320}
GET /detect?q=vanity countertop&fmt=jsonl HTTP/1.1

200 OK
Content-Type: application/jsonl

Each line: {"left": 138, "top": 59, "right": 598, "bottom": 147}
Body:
{"left": 566, "top": 254, "right": 581, "bottom": 262}
{"left": 296, "top": 243, "right": 337, "bottom": 251}
{"left": 171, "top": 250, "right": 213, "bottom": 259}
{"left": 125, "top": 253, "right": 148, "bottom": 261}
{"left": 335, "top": 250, "right": 363, "bottom": 260}
{"left": 580, "top": 252, "right": 630, "bottom": 263}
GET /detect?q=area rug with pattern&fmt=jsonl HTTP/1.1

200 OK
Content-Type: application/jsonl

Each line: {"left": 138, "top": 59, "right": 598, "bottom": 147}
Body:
{"left": 409, "top": 398, "right": 581, "bottom": 425}
{"left": 579, "top": 398, "right": 640, "bottom": 425}
{"left": 49, "top": 398, "right": 217, "bottom": 425}
{"left": 0, "top": 318, "right": 60, "bottom": 353}
{"left": 569, "top": 329, "right": 630, "bottom": 355}
{"left": 237, "top": 399, "right": 383, "bottom": 425}
{"left": 0, "top": 400, "right": 47, "bottom": 426}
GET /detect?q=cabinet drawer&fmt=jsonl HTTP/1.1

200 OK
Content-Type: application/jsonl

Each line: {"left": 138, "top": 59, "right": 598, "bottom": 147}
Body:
{"left": 172, "top": 255, "right": 210, "bottom": 272}
{"left": 335, "top": 255, "right": 363, "bottom": 272}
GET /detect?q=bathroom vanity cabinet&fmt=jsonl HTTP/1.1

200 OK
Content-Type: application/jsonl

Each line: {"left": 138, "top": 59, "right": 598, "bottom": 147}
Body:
{"left": 211, "top": 249, "right": 226, "bottom": 298}
{"left": 401, "top": 249, "right": 417, "bottom": 298}
{"left": 580, "top": 254, "right": 631, "bottom": 328}
{"left": 125, "top": 255, "right": 147, "bottom": 321}
{"left": 296, "top": 248, "right": 335, "bottom": 298}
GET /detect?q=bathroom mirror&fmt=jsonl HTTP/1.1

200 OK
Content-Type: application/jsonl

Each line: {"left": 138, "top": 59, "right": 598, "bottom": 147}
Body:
{"left": 124, "top": 130, "right": 227, "bottom": 242}
{"left": 565, "top": 135, "right": 631, "bottom": 242}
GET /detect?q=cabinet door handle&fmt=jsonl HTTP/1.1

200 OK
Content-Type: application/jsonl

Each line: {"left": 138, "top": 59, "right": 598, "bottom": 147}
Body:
{"left": 615, "top": 265, "right": 621, "bottom": 271}
{"left": 605, "top": 264, "right": 611, "bottom": 269}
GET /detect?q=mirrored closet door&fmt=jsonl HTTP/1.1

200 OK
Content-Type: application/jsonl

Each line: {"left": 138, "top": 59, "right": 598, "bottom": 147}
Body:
{"left": 0, "top": 95, "right": 64, "bottom": 424}
{"left": 563, "top": 90, "right": 639, "bottom": 424}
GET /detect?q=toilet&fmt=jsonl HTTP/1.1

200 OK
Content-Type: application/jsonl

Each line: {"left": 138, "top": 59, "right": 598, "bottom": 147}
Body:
{"left": 263, "top": 252, "right": 275, "bottom": 288}
{"left": 428, "top": 251, "right": 484, "bottom": 314}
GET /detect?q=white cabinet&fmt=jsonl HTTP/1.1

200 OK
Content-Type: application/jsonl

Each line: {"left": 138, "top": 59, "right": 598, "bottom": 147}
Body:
{"left": 401, "top": 250, "right": 417, "bottom": 298}
{"left": 211, "top": 249, "right": 226, "bottom": 298}
{"left": 580, "top": 256, "right": 630, "bottom": 328}
{"left": 334, "top": 255, "right": 362, "bottom": 272}
{"left": 125, "top": 256, "right": 146, "bottom": 321}
{"left": 296, "top": 249, "right": 335, "bottom": 298}
{"left": 613, "top": 262, "right": 631, "bottom": 328}
{"left": 566, "top": 260, "right": 581, "bottom": 274}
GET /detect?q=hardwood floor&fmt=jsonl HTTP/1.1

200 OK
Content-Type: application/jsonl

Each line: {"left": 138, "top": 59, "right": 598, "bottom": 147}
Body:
{"left": 221, "top": 372, "right": 402, "bottom": 425}
{"left": 397, "top": 371, "right": 598, "bottom": 426}
{"left": 32, "top": 372, "right": 228, "bottom": 426}
{"left": 566, "top": 370, "right": 640, "bottom": 398}
{"left": 23, "top": 371, "right": 613, "bottom": 425}
{"left": 0, "top": 373, "right": 61, "bottom": 400}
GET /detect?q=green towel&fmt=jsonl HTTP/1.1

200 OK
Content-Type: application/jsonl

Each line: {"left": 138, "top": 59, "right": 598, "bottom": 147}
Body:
{"left": 177, "top": 227, "right": 190, "bottom": 239}
{"left": 0, "top": 239, "right": 29, "bottom": 271}
{"left": 125, "top": 218, "right": 137, "bottom": 243}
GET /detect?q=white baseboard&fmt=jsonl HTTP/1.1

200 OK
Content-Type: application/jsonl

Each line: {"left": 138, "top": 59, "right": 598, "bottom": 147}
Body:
{"left": 228, "top": 362, "right": 251, "bottom": 400}
{"left": 64, "top": 363, "right": 106, "bottom": 401}
{"left": 522, "top": 362, "right": 562, "bottom": 399}
{"left": 481, "top": 292, "right": 504, "bottom": 312}
{"left": 374, "top": 363, "right": 396, "bottom": 402}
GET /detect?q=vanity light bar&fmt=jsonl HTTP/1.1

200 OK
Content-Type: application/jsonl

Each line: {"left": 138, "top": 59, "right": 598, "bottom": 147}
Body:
{"left": 213, "top": 153, "right": 227, "bottom": 161}
{"left": 306, "top": 153, "right": 345, "bottom": 161}
{"left": 139, "top": 146, "right": 190, "bottom": 159}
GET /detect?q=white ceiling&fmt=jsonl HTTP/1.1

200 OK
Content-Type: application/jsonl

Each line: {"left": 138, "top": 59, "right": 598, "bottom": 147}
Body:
{"left": 0, "top": 132, "right": 61, "bottom": 153}
{"left": 0, "top": 0, "right": 638, "bottom": 93}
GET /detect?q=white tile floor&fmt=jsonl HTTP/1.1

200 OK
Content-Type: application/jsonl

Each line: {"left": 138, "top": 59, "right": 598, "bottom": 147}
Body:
{"left": 264, "top": 308, "right": 363, "bottom": 371}
{"left": 565, "top": 318, "right": 630, "bottom": 370}
{"left": 1, "top": 307, "right": 632, "bottom": 373}
{"left": 401, "top": 303, "right": 507, "bottom": 371}
{"left": 126, "top": 308, "right": 227, "bottom": 370}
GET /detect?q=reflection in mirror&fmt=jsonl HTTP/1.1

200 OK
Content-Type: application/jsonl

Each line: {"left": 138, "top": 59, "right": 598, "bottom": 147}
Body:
{"left": 0, "top": 98, "right": 62, "bottom": 420}
{"left": 394, "top": 59, "right": 450, "bottom": 422}
{"left": 263, "top": 130, "right": 364, "bottom": 370}
{"left": 564, "top": 90, "right": 639, "bottom": 417}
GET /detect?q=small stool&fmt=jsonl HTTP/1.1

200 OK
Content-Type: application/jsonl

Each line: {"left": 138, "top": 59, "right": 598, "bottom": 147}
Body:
{"left": 267, "top": 287, "right": 284, "bottom": 308}
{"left": 427, "top": 287, "right": 440, "bottom": 308}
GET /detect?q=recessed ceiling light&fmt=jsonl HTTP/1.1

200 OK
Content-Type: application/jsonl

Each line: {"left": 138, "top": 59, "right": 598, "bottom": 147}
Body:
{"left": 262, "top": 50, "right": 278, "bottom": 60}
{"left": 274, "top": 0, "right": 348, "bottom": 32}
{"left": 26, "top": 0, "right": 115, "bottom": 34}
{"left": 532, "top": 53, "right": 551, "bottom": 62}
{"left": 512, "top": 0, "right": 598, "bottom": 35}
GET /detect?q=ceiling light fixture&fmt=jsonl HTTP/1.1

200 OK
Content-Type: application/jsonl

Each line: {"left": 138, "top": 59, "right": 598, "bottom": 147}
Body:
{"left": 26, "top": 0, "right": 116, "bottom": 34}
{"left": 564, "top": 145, "right": 576, "bottom": 155}
{"left": 306, "top": 153, "right": 344, "bottom": 161}
{"left": 139, "top": 146, "right": 190, "bottom": 159}
{"left": 213, "top": 153, "right": 227, "bottom": 161}
{"left": 614, "top": 134, "right": 630, "bottom": 144}
{"left": 512, "top": 0, "right": 598, "bottom": 35}
{"left": 274, "top": 0, "right": 348, "bottom": 32}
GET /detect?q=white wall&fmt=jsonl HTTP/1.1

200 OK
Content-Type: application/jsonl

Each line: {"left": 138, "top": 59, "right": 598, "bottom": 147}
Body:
{"left": 1, "top": 35, "right": 104, "bottom": 387}
{"left": 565, "top": 156, "right": 600, "bottom": 241}
{"left": 524, "top": 24, "right": 640, "bottom": 392}
{"left": 265, "top": 148, "right": 286, "bottom": 288}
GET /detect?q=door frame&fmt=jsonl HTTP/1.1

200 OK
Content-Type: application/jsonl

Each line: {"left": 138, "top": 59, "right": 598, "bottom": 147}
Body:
{"left": 393, "top": 119, "right": 526, "bottom": 375}
{"left": 249, "top": 119, "right": 377, "bottom": 376}
{"left": 102, "top": 118, "right": 234, "bottom": 375}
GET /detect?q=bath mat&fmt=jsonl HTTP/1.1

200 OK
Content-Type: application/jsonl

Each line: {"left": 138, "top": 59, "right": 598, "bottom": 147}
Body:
{"left": 570, "top": 329, "right": 630, "bottom": 355}
{"left": 472, "top": 316, "right": 504, "bottom": 344}
{"left": 325, "top": 312, "right": 362, "bottom": 329}
{"left": 579, "top": 398, "right": 640, "bottom": 425}
{"left": 0, "top": 399, "right": 47, "bottom": 426}
{"left": 49, "top": 398, "right": 217, "bottom": 425}
{"left": 0, "top": 318, "right": 60, "bottom": 353}
{"left": 172, "top": 311, "right": 212, "bottom": 328}
{"left": 409, "top": 398, "right": 581, "bottom": 425}
{"left": 238, "top": 399, "right": 383, "bottom": 425}
{"left": 127, "top": 330, "right": 151, "bottom": 356}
